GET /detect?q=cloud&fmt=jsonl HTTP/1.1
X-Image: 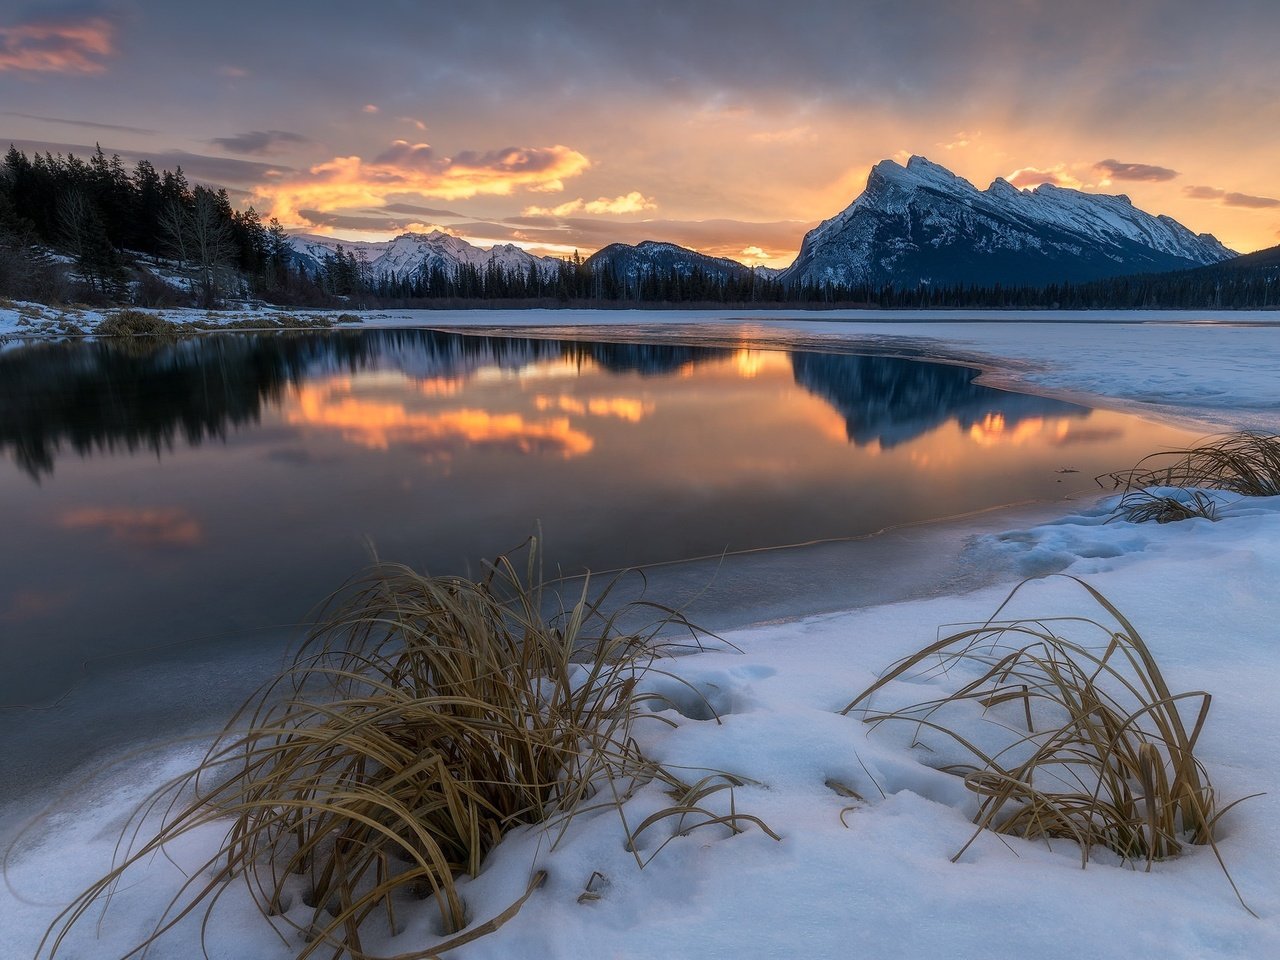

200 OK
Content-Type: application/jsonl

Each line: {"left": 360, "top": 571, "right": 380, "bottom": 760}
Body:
{"left": 210, "top": 130, "right": 311, "bottom": 155}
{"left": 0, "top": 15, "right": 114, "bottom": 74}
{"left": 59, "top": 506, "right": 204, "bottom": 548}
{"left": 252, "top": 141, "right": 591, "bottom": 225}
{"left": 1184, "top": 185, "right": 1280, "bottom": 208}
{"left": 398, "top": 116, "right": 428, "bottom": 132}
{"left": 1005, "top": 165, "right": 1083, "bottom": 189}
{"left": 2, "top": 111, "right": 153, "bottom": 135}
{"left": 1224, "top": 192, "right": 1280, "bottom": 209}
{"left": 523, "top": 191, "right": 656, "bottom": 217}
{"left": 468, "top": 215, "right": 811, "bottom": 266}
{"left": 381, "top": 202, "right": 466, "bottom": 218}
{"left": 362, "top": 104, "right": 379, "bottom": 114}
{"left": 1094, "top": 159, "right": 1179, "bottom": 182}
{"left": 287, "top": 378, "right": 595, "bottom": 458}
{"left": 940, "top": 130, "right": 980, "bottom": 151}
{"left": 297, "top": 210, "right": 424, "bottom": 232}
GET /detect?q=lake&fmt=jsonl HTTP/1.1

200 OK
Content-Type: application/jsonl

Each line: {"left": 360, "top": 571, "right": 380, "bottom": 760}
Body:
{"left": 0, "top": 326, "right": 1203, "bottom": 714}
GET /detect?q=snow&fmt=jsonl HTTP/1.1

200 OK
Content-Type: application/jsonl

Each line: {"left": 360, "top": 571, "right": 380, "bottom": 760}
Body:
{"left": 289, "top": 230, "right": 560, "bottom": 281}
{"left": 787, "top": 155, "right": 1234, "bottom": 287}
{"left": 3, "top": 308, "right": 1280, "bottom": 959}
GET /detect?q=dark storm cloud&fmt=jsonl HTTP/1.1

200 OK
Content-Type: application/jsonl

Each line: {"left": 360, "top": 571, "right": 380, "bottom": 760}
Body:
{"left": 210, "top": 129, "right": 310, "bottom": 155}
{"left": 298, "top": 209, "right": 416, "bottom": 231}
{"left": 1185, "top": 185, "right": 1280, "bottom": 208}
{"left": 450, "top": 147, "right": 567, "bottom": 174}
{"left": 1, "top": 139, "right": 290, "bottom": 186}
{"left": 2, "top": 111, "right": 154, "bottom": 135}
{"left": 1224, "top": 193, "right": 1280, "bottom": 209}
{"left": 374, "top": 141, "right": 435, "bottom": 168}
{"left": 1095, "top": 159, "right": 1179, "bottom": 182}
{"left": 381, "top": 202, "right": 466, "bottom": 218}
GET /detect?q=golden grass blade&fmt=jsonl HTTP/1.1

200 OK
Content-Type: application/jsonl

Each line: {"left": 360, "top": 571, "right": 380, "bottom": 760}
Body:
{"left": 40, "top": 538, "right": 772, "bottom": 959}
{"left": 844, "top": 576, "right": 1253, "bottom": 910}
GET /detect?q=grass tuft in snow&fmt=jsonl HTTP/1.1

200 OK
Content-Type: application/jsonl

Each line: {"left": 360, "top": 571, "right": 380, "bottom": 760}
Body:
{"left": 40, "top": 539, "right": 772, "bottom": 960}
{"left": 842, "top": 576, "right": 1252, "bottom": 909}
{"left": 1110, "top": 488, "right": 1219, "bottom": 525}
{"left": 95, "top": 308, "right": 179, "bottom": 339}
{"left": 1104, "top": 432, "right": 1280, "bottom": 500}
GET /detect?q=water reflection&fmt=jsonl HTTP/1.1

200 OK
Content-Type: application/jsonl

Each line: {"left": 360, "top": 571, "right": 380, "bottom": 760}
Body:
{"left": 0, "top": 330, "right": 1088, "bottom": 478}
{"left": 287, "top": 377, "right": 596, "bottom": 457}
{"left": 0, "top": 328, "right": 1207, "bottom": 710}
{"left": 790, "top": 351, "right": 1086, "bottom": 449}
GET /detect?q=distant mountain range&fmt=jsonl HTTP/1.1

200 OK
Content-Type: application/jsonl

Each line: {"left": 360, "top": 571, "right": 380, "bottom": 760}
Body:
{"left": 290, "top": 230, "right": 560, "bottom": 280}
{"left": 289, "top": 155, "right": 1250, "bottom": 291}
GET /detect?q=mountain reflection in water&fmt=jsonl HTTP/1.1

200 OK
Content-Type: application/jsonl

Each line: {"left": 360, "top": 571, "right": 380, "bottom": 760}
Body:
{"left": 0, "top": 329, "right": 1086, "bottom": 479}
{"left": 1, "top": 328, "right": 1207, "bottom": 708}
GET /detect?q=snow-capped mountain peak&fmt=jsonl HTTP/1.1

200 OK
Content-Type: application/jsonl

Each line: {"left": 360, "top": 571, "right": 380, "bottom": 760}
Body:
{"left": 289, "top": 231, "right": 562, "bottom": 282}
{"left": 785, "top": 155, "right": 1234, "bottom": 288}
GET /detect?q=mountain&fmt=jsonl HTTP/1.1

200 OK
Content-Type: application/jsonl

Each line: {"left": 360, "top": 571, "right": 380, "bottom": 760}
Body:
{"left": 784, "top": 155, "right": 1235, "bottom": 289}
{"left": 289, "top": 231, "right": 561, "bottom": 281}
{"left": 585, "top": 240, "right": 780, "bottom": 282}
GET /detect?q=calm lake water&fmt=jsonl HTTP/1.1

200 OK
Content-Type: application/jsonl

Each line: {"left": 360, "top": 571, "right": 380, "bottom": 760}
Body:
{"left": 0, "top": 327, "right": 1203, "bottom": 708}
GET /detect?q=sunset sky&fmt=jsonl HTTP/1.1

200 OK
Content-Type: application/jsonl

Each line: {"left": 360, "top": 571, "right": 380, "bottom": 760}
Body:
{"left": 2, "top": 0, "right": 1277, "bottom": 267}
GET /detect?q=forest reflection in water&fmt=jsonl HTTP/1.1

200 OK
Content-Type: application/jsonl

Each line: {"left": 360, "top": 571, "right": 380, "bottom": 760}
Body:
{"left": 0, "top": 328, "right": 1202, "bottom": 705}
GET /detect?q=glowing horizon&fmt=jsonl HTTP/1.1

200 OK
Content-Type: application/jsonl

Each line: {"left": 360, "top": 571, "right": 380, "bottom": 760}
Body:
{"left": 2, "top": 2, "right": 1277, "bottom": 267}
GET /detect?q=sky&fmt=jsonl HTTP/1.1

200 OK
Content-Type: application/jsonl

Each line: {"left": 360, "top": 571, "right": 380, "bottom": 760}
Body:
{"left": 1, "top": 0, "right": 1278, "bottom": 267}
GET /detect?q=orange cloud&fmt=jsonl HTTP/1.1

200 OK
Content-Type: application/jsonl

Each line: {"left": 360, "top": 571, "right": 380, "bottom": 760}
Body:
{"left": 289, "top": 378, "right": 594, "bottom": 457}
{"left": 0, "top": 16, "right": 114, "bottom": 74}
{"left": 523, "top": 191, "right": 655, "bottom": 217}
{"left": 254, "top": 141, "right": 591, "bottom": 225}
{"left": 1005, "top": 165, "right": 1083, "bottom": 190}
{"left": 59, "top": 506, "right": 204, "bottom": 547}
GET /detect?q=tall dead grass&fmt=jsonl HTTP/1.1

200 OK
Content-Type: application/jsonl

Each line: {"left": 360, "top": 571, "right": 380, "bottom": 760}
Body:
{"left": 1104, "top": 433, "right": 1280, "bottom": 499}
{"left": 40, "top": 542, "right": 772, "bottom": 959}
{"left": 842, "top": 577, "right": 1251, "bottom": 908}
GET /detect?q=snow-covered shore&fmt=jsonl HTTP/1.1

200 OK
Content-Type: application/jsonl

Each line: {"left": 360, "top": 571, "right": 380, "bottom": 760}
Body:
{"left": 3, "top": 309, "right": 1279, "bottom": 959}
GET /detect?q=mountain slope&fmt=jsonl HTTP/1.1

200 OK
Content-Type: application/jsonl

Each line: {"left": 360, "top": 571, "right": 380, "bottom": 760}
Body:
{"left": 784, "top": 156, "right": 1235, "bottom": 289}
{"left": 585, "top": 240, "right": 779, "bottom": 282}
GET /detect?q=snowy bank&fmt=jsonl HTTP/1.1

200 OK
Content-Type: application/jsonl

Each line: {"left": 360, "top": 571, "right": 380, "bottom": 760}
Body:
{"left": 5, "top": 491, "right": 1280, "bottom": 960}
{"left": 3, "top": 309, "right": 1279, "bottom": 959}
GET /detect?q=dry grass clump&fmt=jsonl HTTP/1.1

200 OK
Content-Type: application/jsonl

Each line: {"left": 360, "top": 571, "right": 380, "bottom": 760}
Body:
{"left": 1111, "top": 488, "right": 1219, "bottom": 524}
{"left": 95, "top": 308, "right": 179, "bottom": 338}
{"left": 842, "top": 577, "right": 1249, "bottom": 905}
{"left": 41, "top": 543, "right": 770, "bottom": 959}
{"left": 1104, "top": 433, "right": 1280, "bottom": 499}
